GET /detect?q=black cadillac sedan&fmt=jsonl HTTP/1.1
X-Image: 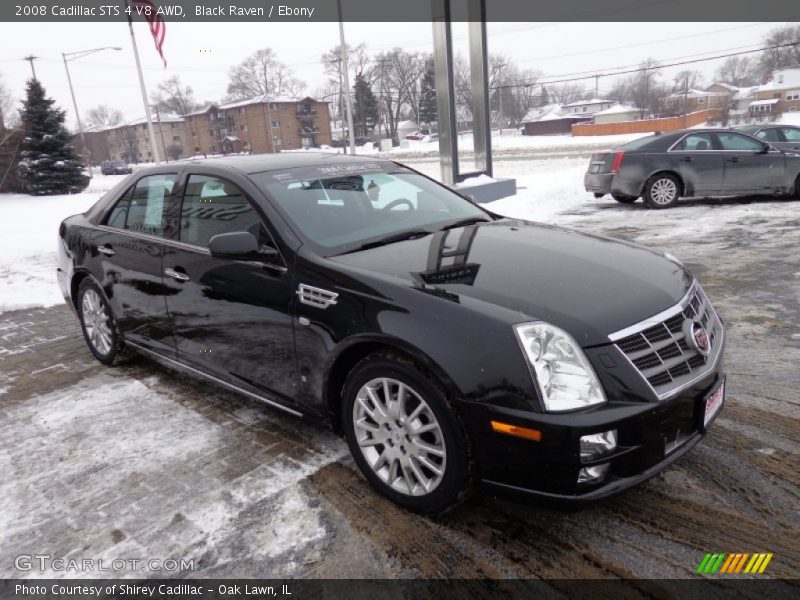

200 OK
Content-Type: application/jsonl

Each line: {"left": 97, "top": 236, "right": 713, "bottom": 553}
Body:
{"left": 58, "top": 154, "right": 725, "bottom": 513}
{"left": 585, "top": 128, "right": 800, "bottom": 208}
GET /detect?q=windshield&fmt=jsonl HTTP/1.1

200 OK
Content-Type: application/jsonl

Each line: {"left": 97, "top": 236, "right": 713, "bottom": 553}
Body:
{"left": 253, "top": 163, "right": 490, "bottom": 256}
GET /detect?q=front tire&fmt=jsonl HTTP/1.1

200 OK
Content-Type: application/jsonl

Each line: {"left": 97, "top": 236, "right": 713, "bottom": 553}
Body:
{"left": 643, "top": 173, "right": 681, "bottom": 209}
{"left": 77, "top": 278, "right": 126, "bottom": 365}
{"left": 342, "top": 353, "right": 471, "bottom": 514}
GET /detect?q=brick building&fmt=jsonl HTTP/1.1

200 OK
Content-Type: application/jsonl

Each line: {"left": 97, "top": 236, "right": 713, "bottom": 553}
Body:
{"left": 104, "top": 113, "right": 190, "bottom": 164}
{"left": 750, "top": 68, "right": 800, "bottom": 116}
{"left": 183, "top": 95, "right": 332, "bottom": 156}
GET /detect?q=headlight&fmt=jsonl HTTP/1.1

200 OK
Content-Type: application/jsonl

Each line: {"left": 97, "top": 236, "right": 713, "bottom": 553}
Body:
{"left": 514, "top": 322, "right": 607, "bottom": 412}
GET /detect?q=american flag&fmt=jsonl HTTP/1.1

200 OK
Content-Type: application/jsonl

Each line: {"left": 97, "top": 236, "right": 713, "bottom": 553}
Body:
{"left": 131, "top": 0, "right": 167, "bottom": 68}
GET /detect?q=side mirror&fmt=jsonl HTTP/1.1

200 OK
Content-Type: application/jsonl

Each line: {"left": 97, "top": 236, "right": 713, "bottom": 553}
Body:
{"left": 208, "top": 231, "right": 259, "bottom": 257}
{"left": 756, "top": 144, "right": 771, "bottom": 154}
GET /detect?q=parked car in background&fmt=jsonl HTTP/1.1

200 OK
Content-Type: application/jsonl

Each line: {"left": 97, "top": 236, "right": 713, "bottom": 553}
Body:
{"left": 58, "top": 153, "right": 725, "bottom": 513}
{"left": 101, "top": 161, "right": 133, "bottom": 175}
{"left": 585, "top": 128, "right": 800, "bottom": 208}
{"left": 734, "top": 124, "right": 800, "bottom": 152}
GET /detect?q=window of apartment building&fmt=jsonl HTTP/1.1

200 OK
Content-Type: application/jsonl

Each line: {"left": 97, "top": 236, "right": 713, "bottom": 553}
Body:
{"left": 697, "top": 97, "right": 705, "bottom": 104}
{"left": 272, "top": 120, "right": 280, "bottom": 128}
{"left": 194, "top": 146, "right": 200, "bottom": 153}
{"left": 239, "top": 107, "right": 246, "bottom": 114}
{"left": 241, "top": 124, "right": 248, "bottom": 132}
{"left": 270, "top": 103, "right": 277, "bottom": 110}
{"left": 173, "top": 136, "right": 180, "bottom": 142}
{"left": 786, "top": 90, "right": 800, "bottom": 101}
{"left": 273, "top": 137, "right": 282, "bottom": 146}
{"left": 211, "top": 145, "right": 218, "bottom": 153}
{"left": 171, "top": 122, "right": 178, "bottom": 128}
{"left": 192, "top": 131, "right": 197, "bottom": 138}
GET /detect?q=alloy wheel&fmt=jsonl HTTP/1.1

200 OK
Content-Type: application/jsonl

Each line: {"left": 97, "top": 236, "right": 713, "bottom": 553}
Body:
{"left": 352, "top": 377, "right": 446, "bottom": 496}
{"left": 650, "top": 178, "right": 678, "bottom": 205}
{"left": 81, "top": 289, "right": 113, "bottom": 356}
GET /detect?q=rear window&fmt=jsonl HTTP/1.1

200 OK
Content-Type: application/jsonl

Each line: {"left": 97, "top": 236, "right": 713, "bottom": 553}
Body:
{"left": 615, "top": 135, "right": 661, "bottom": 151}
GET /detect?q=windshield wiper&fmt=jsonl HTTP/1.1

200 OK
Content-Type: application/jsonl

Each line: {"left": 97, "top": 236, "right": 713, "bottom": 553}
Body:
{"left": 439, "top": 216, "right": 492, "bottom": 231}
{"left": 338, "top": 229, "right": 432, "bottom": 254}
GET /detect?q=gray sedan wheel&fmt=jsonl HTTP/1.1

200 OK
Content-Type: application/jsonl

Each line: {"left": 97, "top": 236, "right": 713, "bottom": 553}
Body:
{"left": 644, "top": 173, "right": 681, "bottom": 209}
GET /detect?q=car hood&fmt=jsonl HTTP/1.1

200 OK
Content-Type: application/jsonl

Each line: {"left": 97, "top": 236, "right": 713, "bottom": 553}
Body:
{"left": 329, "top": 219, "right": 693, "bottom": 346}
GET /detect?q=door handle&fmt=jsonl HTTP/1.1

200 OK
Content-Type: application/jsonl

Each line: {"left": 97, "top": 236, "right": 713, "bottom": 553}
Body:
{"left": 726, "top": 157, "right": 740, "bottom": 163}
{"left": 164, "top": 267, "right": 190, "bottom": 282}
{"left": 97, "top": 245, "right": 115, "bottom": 256}
{"left": 681, "top": 156, "right": 693, "bottom": 162}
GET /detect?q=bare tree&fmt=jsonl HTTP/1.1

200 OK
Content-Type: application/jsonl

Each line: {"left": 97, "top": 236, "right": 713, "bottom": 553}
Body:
{"left": 628, "top": 58, "right": 661, "bottom": 118}
{"left": 151, "top": 76, "right": 200, "bottom": 115}
{"left": 714, "top": 57, "right": 760, "bottom": 87}
{"left": 671, "top": 70, "right": 703, "bottom": 92}
{"left": 759, "top": 24, "right": 800, "bottom": 81}
{"left": 548, "top": 83, "right": 587, "bottom": 105}
{"left": 495, "top": 65, "right": 541, "bottom": 127}
{"left": 371, "top": 49, "right": 424, "bottom": 139}
{"left": 85, "top": 104, "right": 123, "bottom": 129}
{"left": 226, "top": 48, "right": 305, "bottom": 100}
{"left": 165, "top": 143, "right": 183, "bottom": 161}
{"left": 0, "top": 74, "right": 17, "bottom": 129}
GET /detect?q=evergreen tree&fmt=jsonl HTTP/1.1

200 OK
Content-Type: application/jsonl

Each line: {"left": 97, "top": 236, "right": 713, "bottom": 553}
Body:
{"left": 17, "top": 79, "right": 88, "bottom": 195}
{"left": 419, "top": 58, "right": 438, "bottom": 125}
{"left": 352, "top": 73, "right": 378, "bottom": 137}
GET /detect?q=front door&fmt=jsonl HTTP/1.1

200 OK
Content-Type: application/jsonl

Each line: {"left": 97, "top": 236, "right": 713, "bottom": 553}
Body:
{"left": 89, "top": 172, "right": 180, "bottom": 355}
{"left": 669, "top": 132, "right": 723, "bottom": 193}
{"left": 161, "top": 172, "right": 299, "bottom": 406}
{"left": 716, "top": 131, "right": 785, "bottom": 194}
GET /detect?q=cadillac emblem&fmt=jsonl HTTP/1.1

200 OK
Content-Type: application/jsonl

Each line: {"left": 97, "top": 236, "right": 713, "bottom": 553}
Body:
{"left": 684, "top": 320, "right": 711, "bottom": 356}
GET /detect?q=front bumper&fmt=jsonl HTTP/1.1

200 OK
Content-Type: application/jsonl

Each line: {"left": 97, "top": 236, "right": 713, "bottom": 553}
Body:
{"left": 461, "top": 367, "right": 724, "bottom": 504}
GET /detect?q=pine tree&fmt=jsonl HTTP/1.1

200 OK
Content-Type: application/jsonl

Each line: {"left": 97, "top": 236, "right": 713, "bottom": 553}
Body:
{"left": 17, "top": 79, "right": 88, "bottom": 195}
{"left": 352, "top": 73, "right": 378, "bottom": 137}
{"left": 419, "top": 58, "right": 438, "bottom": 125}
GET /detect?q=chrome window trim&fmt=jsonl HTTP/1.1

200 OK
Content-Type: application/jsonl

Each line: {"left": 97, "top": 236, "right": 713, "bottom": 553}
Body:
{"left": 667, "top": 133, "right": 717, "bottom": 153}
{"left": 95, "top": 224, "right": 211, "bottom": 254}
{"left": 125, "top": 340, "right": 303, "bottom": 417}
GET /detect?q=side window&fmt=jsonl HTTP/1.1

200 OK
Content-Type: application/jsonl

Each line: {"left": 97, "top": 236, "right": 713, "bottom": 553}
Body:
{"left": 106, "top": 186, "right": 134, "bottom": 229}
{"left": 673, "top": 133, "right": 714, "bottom": 151}
{"left": 106, "top": 174, "right": 177, "bottom": 236}
{"left": 755, "top": 128, "right": 781, "bottom": 142}
{"left": 716, "top": 132, "right": 764, "bottom": 151}
{"left": 781, "top": 127, "right": 800, "bottom": 141}
{"left": 180, "top": 175, "right": 262, "bottom": 247}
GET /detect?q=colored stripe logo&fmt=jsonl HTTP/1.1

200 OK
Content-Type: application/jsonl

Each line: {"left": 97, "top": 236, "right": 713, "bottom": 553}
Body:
{"left": 696, "top": 552, "right": 773, "bottom": 574}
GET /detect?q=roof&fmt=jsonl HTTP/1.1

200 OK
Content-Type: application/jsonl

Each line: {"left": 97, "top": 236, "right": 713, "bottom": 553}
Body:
{"left": 174, "top": 152, "right": 392, "bottom": 175}
{"left": 562, "top": 97, "right": 612, "bottom": 108}
{"left": 185, "top": 94, "right": 325, "bottom": 116}
{"left": 666, "top": 88, "right": 728, "bottom": 99}
{"left": 749, "top": 98, "right": 780, "bottom": 107}
{"left": 594, "top": 103, "right": 639, "bottom": 116}
{"left": 758, "top": 67, "right": 800, "bottom": 91}
{"left": 99, "top": 113, "right": 184, "bottom": 132}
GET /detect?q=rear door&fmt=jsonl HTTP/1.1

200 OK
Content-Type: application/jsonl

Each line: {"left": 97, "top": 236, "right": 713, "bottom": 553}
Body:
{"left": 90, "top": 171, "right": 180, "bottom": 355}
{"left": 161, "top": 170, "right": 300, "bottom": 406}
{"left": 715, "top": 132, "right": 785, "bottom": 193}
{"left": 669, "top": 132, "right": 723, "bottom": 193}
{"left": 779, "top": 127, "right": 800, "bottom": 152}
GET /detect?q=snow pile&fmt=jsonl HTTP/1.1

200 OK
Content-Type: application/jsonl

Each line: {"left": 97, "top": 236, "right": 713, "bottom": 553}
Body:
{"left": 0, "top": 175, "right": 118, "bottom": 313}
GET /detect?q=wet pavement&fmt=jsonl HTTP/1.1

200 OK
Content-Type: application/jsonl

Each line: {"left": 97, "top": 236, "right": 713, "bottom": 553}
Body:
{"left": 0, "top": 195, "right": 798, "bottom": 582}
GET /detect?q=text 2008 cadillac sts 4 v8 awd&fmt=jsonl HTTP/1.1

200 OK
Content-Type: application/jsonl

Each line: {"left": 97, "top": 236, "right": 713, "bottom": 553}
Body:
{"left": 57, "top": 154, "right": 725, "bottom": 514}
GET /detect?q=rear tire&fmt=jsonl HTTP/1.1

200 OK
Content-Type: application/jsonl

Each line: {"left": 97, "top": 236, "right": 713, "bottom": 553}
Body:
{"left": 77, "top": 278, "right": 127, "bottom": 365}
{"left": 643, "top": 173, "right": 681, "bottom": 209}
{"left": 342, "top": 352, "right": 471, "bottom": 514}
{"left": 611, "top": 193, "right": 637, "bottom": 204}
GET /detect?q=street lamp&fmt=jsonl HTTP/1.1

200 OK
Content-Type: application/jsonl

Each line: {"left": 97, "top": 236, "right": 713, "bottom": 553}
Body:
{"left": 62, "top": 46, "right": 122, "bottom": 178}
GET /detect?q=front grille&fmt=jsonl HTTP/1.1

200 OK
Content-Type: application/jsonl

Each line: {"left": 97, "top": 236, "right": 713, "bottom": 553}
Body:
{"left": 612, "top": 285, "right": 723, "bottom": 399}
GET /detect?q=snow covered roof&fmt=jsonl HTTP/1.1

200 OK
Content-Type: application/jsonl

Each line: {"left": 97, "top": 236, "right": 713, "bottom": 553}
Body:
{"left": 667, "top": 88, "right": 728, "bottom": 99}
{"left": 102, "top": 113, "right": 184, "bottom": 131}
{"left": 758, "top": 68, "right": 800, "bottom": 91}
{"left": 594, "top": 103, "right": 639, "bottom": 116}
{"left": 749, "top": 99, "right": 780, "bottom": 107}
{"left": 185, "top": 94, "right": 323, "bottom": 116}
{"left": 561, "top": 97, "right": 612, "bottom": 107}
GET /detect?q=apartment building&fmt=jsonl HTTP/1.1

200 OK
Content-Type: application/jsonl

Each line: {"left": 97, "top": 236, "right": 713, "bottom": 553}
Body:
{"left": 183, "top": 95, "right": 332, "bottom": 156}
{"left": 104, "top": 113, "right": 190, "bottom": 163}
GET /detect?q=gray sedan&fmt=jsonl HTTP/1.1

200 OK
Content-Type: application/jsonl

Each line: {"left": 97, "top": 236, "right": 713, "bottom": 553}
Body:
{"left": 584, "top": 128, "right": 800, "bottom": 208}
{"left": 735, "top": 124, "right": 800, "bottom": 152}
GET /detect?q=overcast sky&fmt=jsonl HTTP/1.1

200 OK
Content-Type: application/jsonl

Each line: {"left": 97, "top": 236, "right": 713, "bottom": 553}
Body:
{"left": 0, "top": 21, "right": 783, "bottom": 126}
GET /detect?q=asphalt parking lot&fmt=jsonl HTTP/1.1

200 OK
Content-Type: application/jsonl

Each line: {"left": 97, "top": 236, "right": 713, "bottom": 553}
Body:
{"left": 0, "top": 192, "right": 798, "bottom": 584}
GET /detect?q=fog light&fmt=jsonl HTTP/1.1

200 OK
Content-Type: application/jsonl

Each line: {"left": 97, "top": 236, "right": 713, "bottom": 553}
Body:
{"left": 577, "top": 462, "right": 610, "bottom": 484}
{"left": 580, "top": 429, "right": 617, "bottom": 461}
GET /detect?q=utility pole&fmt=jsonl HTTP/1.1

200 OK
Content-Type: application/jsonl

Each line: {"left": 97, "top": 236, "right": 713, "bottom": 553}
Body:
{"left": 375, "top": 58, "right": 390, "bottom": 141}
{"left": 23, "top": 55, "right": 38, "bottom": 80}
{"left": 337, "top": 0, "right": 356, "bottom": 155}
{"left": 153, "top": 105, "right": 168, "bottom": 162}
{"left": 595, "top": 74, "right": 600, "bottom": 97}
{"left": 328, "top": 58, "right": 347, "bottom": 154}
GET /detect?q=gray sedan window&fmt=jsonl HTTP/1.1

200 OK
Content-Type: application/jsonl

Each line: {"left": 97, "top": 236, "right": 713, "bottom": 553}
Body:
{"left": 755, "top": 128, "right": 781, "bottom": 142}
{"left": 717, "top": 132, "right": 764, "bottom": 151}
{"left": 673, "top": 133, "right": 714, "bottom": 151}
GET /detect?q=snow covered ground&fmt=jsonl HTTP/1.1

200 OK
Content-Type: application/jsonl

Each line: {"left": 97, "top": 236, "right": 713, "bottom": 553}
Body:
{"left": 0, "top": 175, "right": 120, "bottom": 313}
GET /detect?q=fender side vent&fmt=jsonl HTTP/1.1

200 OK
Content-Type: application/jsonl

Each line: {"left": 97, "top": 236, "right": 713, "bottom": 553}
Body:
{"left": 297, "top": 284, "right": 338, "bottom": 309}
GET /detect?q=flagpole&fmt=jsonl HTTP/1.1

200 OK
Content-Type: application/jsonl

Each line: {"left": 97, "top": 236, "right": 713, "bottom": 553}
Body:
{"left": 126, "top": 1, "right": 160, "bottom": 164}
